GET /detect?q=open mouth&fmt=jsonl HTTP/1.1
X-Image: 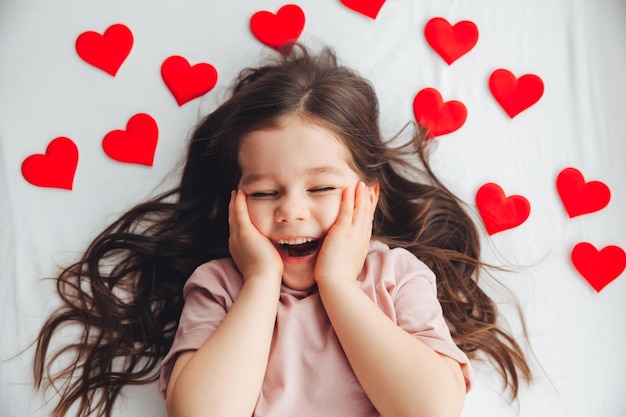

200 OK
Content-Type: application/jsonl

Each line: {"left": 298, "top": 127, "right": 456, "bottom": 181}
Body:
{"left": 277, "top": 238, "right": 320, "bottom": 258}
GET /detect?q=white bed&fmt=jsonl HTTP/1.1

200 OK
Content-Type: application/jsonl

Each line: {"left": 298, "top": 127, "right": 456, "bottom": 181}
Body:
{"left": 1, "top": 0, "right": 625, "bottom": 416}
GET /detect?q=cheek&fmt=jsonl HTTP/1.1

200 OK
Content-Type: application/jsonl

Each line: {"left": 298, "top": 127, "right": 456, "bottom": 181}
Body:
{"left": 317, "top": 195, "right": 343, "bottom": 229}
{"left": 245, "top": 201, "right": 272, "bottom": 235}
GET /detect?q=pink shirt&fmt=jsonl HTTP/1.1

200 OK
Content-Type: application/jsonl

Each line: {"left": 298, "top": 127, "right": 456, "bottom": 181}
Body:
{"left": 159, "top": 240, "right": 472, "bottom": 416}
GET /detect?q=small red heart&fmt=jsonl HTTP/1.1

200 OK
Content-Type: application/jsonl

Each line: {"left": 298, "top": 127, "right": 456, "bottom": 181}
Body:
{"left": 161, "top": 56, "right": 218, "bottom": 106}
{"left": 571, "top": 242, "right": 625, "bottom": 292}
{"left": 21, "top": 137, "right": 79, "bottom": 190}
{"left": 250, "top": 4, "right": 305, "bottom": 51}
{"left": 75, "top": 23, "right": 133, "bottom": 76}
{"left": 489, "top": 69, "right": 544, "bottom": 118}
{"left": 557, "top": 167, "right": 611, "bottom": 218}
{"left": 102, "top": 113, "right": 159, "bottom": 166}
{"left": 475, "top": 183, "right": 531, "bottom": 235}
{"left": 340, "top": 0, "right": 386, "bottom": 19}
{"left": 424, "top": 17, "right": 479, "bottom": 65}
{"left": 413, "top": 87, "right": 467, "bottom": 137}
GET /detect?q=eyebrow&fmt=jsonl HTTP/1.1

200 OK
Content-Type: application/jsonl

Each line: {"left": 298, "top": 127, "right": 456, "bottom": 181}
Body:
{"left": 240, "top": 166, "right": 344, "bottom": 186}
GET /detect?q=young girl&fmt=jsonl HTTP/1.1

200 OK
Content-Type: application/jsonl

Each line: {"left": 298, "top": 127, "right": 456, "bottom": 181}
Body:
{"left": 34, "top": 45, "right": 531, "bottom": 417}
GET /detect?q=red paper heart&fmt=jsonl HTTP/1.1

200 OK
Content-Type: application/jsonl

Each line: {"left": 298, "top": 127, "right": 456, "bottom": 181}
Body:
{"left": 21, "top": 137, "right": 79, "bottom": 190}
{"left": 250, "top": 4, "right": 305, "bottom": 51}
{"left": 475, "top": 183, "right": 531, "bottom": 235}
{"left": 571, "top": 242, "right": 625, "bottom": 292}
{"left": 424, "top": 17, "right": 479, "bottom": 65}
{"left": 161, "top": 56, "right": 218, "bottom": 106}
{"left": 75, "top": 23, "right": 133, "bottom": 76}
{"left": 102, "top": 113, "right": 159, "bottom": 166}
{"left": 413, "top": 87, "right": 467, "bottom": 137}
{"left": 340, "top": 0, "right": 386, "bottom": 19}
{"left": 489, "top": 69, "right": 544, "bottom": 118}
{"left": 557, "top": 167, "right": 611, "bottom": 218}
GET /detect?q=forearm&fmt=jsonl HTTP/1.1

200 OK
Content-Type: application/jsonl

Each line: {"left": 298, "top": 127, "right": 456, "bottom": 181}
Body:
{"left": 166, "top": 277, "right": 281, "bottom": 417}
{"left": 318, "top": 280, "right": 466, "bottom": 417}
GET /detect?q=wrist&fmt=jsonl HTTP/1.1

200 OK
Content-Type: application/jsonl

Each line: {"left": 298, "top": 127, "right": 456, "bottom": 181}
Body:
{"left": 316, "top": 277, "right": 360, "bottom": 299}
{"left": 241, "top": 272, "right": 282, "bottom": 296}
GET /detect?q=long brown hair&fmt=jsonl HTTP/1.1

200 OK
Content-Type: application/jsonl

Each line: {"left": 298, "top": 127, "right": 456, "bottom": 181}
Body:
{"left": 34, "top": 44, "right": 531, "bottom": 417}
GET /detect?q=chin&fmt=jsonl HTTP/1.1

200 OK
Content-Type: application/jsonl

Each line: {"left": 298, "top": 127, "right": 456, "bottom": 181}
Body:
{"left": 281, "top": 270, "right": 317, "bottom": 291}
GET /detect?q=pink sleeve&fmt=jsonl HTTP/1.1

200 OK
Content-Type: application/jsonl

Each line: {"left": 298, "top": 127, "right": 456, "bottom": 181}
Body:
{"left": 390, "top": 249, "right": 474, "bottom": 390}
{"left": 157, "top": 260, "right": 242, "bottom": 398}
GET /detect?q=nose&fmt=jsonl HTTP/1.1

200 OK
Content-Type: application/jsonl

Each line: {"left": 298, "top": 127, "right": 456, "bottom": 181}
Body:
{"left": 274, "top": 194, "right": 310, "bottom": 223}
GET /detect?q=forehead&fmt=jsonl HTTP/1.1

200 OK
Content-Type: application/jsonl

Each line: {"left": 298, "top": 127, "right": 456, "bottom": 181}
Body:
{"left": 238, "top": 116, "right": 352, "bottom": 171}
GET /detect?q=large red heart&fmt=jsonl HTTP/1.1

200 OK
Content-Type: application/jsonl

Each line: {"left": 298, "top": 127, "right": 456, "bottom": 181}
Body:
{"left": 557, "top": 167, "right": 611, "bottom": 218}
{"left": 102, "top": 113, "right": 159, "bottom": 166}
{"left": 75, "top": 23, "right": 133, "bottom": 76}
{"left": 424, "top": 17, "right": 479, "bottom": 65}
{"left": 340, "top": 0, "right": 386, "bottom": 19}
{"left": 475, "top": 183, "right": 531, "bottom": 235}
{"left": 571, "top": 242, "right": 625, "bottom": 292}
{"left": 413, "top": 87, "right": 467, "bottom": 137}
{"left": 489, "top": 69, "right": 544, "bottom": 118}
{"left": 250, "top": 4, "right": 305, "bottom": 51}
{"left": 21, "top": 137, "right": 79, "bottom": 190}
{"left": 161, "top": 56, "right": 218, "bottom": 106}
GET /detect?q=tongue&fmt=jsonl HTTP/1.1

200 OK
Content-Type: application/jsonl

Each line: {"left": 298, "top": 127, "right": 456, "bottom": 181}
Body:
{"left": 283, "top": 241, "right": 318, "bottom": 257}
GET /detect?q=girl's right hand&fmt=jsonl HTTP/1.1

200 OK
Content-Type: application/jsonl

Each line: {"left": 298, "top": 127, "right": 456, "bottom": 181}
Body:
{"left": 228, "top": 189, "right": 283, "bottom": 283}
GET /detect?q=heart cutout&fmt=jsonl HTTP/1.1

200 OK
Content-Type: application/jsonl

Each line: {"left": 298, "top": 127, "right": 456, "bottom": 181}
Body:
{"left": 75, "top": 23, "right": 133, "bottom": 76}
{"left": 102, "top": 113, "right": 159, "bottom": 166}
{"left": 557, "top": 167, "right": 611, "bottom": 218}
{"left": 424, "top": 17, "right": 479, "bottom": 65}
{"left": 571, "top": 242, "right": 625, "bottom": 292}
{"left": 21, "top": 137, "right": 79, "bottom": 190}
{"left": 161, "top": 56, "right": 218, "bottom": 106}
{"left": 250, "top": 4, "right": 305, "bottom": 52}
{"left": 475, "top": 183, "right": 531, "bottom": 235}
{"left": 413, "top": 87, "right": 467, "bottom": 137}
{"left": 340, "top": 0, "right": 386, "bottom": 20}
{"left": 489, "top": 69, "right": 544, "bottom": 118}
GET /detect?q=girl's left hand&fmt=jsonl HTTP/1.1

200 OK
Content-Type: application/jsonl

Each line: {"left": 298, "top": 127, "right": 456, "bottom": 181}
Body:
{"left": 314, "top": 182, "right": 377, "bottom": 286}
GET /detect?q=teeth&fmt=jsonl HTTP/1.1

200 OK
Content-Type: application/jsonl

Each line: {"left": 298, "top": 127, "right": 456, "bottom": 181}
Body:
{"left": 277, "top": 237, "right": 315, "bottom": 245}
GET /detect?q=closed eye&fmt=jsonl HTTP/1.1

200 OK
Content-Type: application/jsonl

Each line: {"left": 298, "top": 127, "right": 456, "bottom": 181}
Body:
{"left": 249, "top": 191, "right": 278, "bottom": 199}
{"left": 309, "top": 187, "right": 336, "bottom": 193}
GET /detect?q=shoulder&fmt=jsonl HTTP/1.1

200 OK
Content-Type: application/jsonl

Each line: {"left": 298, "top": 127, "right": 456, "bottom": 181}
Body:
{"left": 364, "top": 240, "right": 436, "bottom": 287}
{"left": 183, "top": 258, "right": 243, "bottom": 300}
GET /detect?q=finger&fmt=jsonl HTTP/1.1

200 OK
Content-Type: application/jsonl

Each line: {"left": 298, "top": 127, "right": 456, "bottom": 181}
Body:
{"left": 233, "top": 189, "right": 252, "bottom": 227}
{"left": 228, "top": 190, "right": 237, "bottom": 230}
{"left": 353, "top": 182, "right": 372, "bottom": 226}
{"left": 335, "top": 185, "right": 355, "bottom": 227}
{"left": 230, "top": 190, "right": 254, "bottom": 236}
{"left": 364, "top": 182, "right": 378, "bottom": 221}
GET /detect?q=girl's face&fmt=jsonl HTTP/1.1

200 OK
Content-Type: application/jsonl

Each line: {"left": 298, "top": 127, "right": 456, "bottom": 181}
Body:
{"left": 237, "top": 116, "right": 376, "bottom": 291}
